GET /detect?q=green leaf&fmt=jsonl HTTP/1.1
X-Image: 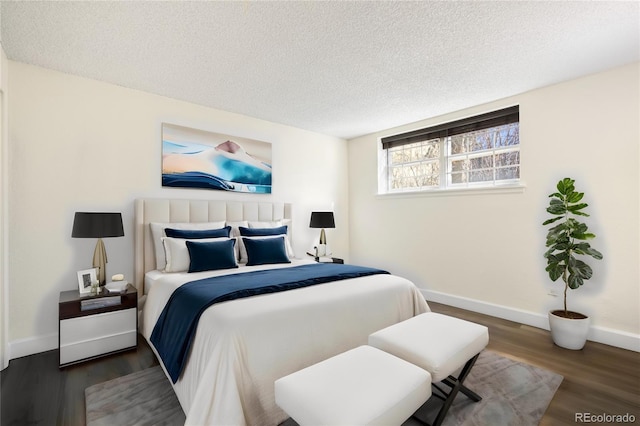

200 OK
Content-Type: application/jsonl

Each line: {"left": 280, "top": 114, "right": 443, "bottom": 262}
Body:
{"left": 570, "top": 223, "right": 592, "bottom": 239}
{"left": 572, "top": 232, "right": 596, "bottom": 240}
{"left": 568, "top": 274, "right": 583, "bottom": 289}
{"left": 549, "top": 222, "right": 569, "bottom": 232}
{"left": 567, "top": 191, "right": 584, "bottom": 203}
{"left": 546, "top": 234, "right": 569, "bottom": 248}
{"left": 545, "top": 228, "right": 563, "bottom": 242}
{"left": 548, "top": 192, "right": 563, "bottom": 199}
{"left": 565, "top": 217, "right": 580, "bottom": 226}
{"left": 547, "top": 233, "right": 570, "bottom": 246}
{"left": 585, "top": 247, "right": 603, "bottom": 260}
{"left": 546, "top": 263, "right": 565, "bottom": 281}
{"left": 564, "top": 181, "right": 575, "bottom": 194}
{"left": 546, "top": 204, "right": 566, "bottom": 215}
{"left": 572, "top": 242, "right": 590, "bottom": 255}
{"left": 575, "top": 222, "right": 588, "bottom": 233}
{"left": 546, "top": 254, "right": 560, "bottom": 263}
{"left": 567, "top": 203, "right": 589, "bottom": 213}
{"left": 572, "top": 210, "right": 590, "bottom": 217}
{"left": 543, "top": 246, "right": 556, "bottom": 258}
{"left": 543, "top": 216, "right": 564, "bottom": 226}
{"left": 569, "top": 259, "right": 593, "bottom": 280}
{"left": 557, "top": 178, "right": 575, "bottom": 195}
{"left": 557, "top": 179, "right": 570, "bottom": 194}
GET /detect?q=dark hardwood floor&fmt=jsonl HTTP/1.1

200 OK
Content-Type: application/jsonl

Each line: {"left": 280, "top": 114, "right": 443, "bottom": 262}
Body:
{"left": 1, "top": 337, "right": 159, "bottom": 426}
{"left": 1, "top": 302, "right": 638, "bottom": 425}
{"left": 431, "top": 303, "right": 640, "bottom": 426}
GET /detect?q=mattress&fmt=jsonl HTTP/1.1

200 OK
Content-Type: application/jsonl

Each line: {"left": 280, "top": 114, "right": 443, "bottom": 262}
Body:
{"left": 144, "top": 269, "right": 165, "bottom": 295}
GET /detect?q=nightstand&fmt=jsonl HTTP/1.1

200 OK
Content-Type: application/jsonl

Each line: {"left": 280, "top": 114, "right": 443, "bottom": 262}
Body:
{"left": 58, "top": 284, "right": 137, "bottom": 367}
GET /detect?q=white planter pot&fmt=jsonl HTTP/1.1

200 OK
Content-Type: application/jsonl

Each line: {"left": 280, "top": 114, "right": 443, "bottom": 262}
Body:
{"left": 548, "top": 310, "right": 590, "bottom": 350}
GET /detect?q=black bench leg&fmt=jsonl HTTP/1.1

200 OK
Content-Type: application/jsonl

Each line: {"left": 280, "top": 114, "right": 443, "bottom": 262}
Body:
{"left": 458, "top": 383, "right": 482, "bottom": 402}
{"left": 416, "top": 352, "right": 482, "bottom": 426}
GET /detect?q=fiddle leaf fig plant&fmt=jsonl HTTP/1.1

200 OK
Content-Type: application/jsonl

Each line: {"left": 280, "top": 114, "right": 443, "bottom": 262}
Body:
{"left": 543, "top": 178, "right": 603, "bottom": 317}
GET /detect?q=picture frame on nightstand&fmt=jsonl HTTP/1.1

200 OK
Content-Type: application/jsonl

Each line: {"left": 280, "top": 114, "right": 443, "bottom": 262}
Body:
{"left": 77, "top": 268, "right": 97, "bottom": 294}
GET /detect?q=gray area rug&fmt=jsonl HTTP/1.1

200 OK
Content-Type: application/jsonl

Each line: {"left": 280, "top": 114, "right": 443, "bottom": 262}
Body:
{"left": 407, "top": 350, "right": 563, "bottom": 426}
{"left": 85, "top": 366, "right": 186, "bottom": 426}
{"left": 85, "top": 350, "right": 562, "bottom": 426}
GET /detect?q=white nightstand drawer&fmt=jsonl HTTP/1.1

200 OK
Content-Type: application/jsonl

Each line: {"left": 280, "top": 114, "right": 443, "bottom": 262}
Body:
{"left": 60, "top": 308, "right": 137, "bottom": 365}
{"left": 60, "top": 330, "right": 137, "bottom": 365}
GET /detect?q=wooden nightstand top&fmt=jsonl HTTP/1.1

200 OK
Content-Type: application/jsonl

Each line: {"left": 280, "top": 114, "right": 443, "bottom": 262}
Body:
{"left": 59, "top": 284, "right": 137, "bottom": 320}
{"left": 59, "top": 283, "right": 136, "bottom": 302}
{"left": 315, "top": 257, "right": 344, "bottom": 264}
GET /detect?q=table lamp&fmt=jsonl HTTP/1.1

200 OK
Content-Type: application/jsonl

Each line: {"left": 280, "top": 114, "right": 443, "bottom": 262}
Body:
{"left": 309, "top": 211, "right": 335, "bottom": 256}
{"left": 72, "top": 212, "right": 124, "bottom": 285}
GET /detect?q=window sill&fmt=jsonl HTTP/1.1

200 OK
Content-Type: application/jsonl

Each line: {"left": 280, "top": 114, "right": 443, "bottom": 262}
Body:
{"left": 376, "top": 183, "right": 526, "bottom": 199}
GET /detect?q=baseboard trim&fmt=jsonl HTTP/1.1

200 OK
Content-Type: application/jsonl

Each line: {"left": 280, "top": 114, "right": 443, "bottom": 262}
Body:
{"left": 7, "top": 292, "right": 639, "bottom": 359}
{"left": 8, "top": 333, "right": 58, "bottom": 361}
{"left": 422, "top": 289, "right": 640, "bottom": 353}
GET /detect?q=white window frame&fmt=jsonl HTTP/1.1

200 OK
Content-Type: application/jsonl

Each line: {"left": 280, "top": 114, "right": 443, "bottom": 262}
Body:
{"left": 378, "top": 106, "right": 522, "bottom": 195}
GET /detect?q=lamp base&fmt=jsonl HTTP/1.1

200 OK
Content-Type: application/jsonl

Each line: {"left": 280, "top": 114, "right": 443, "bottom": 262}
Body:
{"left": 92, "top": 238, "right": 108, "bottom": 285}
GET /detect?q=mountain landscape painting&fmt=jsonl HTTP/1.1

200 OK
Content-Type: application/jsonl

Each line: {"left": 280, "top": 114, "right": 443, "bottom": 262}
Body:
{"left": 162, "top": 124, "right": 272, "bottom": 193}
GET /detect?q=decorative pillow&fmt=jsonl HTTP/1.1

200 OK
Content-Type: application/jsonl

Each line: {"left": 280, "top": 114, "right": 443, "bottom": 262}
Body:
{"left": 163, "top": 237, "right": 232, "bottom": 273}
{"left": 239, "top": 225, "right": 288, "bottom": 237}
{"left": 151, "top": 221, "right": 226, "bottom": 270}
{"left": 186, "top": 239, "right": 238, "bottom": 273}
{"left": 237, "top": 235, "right": 294, "bottom": 263}
{"left": 165, "top": 226, "right": 231, "bottom": 239}
{"left": 243, "top": 236, "right": 291, "bottom": 266}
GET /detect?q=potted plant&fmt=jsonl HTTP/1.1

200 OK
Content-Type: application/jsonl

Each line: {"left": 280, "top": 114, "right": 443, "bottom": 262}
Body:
{"left": 543, "top": 177, "right": 603, "bottom": 350}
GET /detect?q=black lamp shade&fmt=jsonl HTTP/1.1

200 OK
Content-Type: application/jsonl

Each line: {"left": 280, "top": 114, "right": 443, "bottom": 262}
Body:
{"left": 309, "top": 212, "right": 335, "bottom": 229}
{"left": 72, "top": 212, "right": 124, "bottom": 238}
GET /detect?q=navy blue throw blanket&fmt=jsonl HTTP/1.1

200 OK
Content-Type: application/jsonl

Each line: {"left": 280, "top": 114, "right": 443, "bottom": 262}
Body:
{"left": 150, "top": 263, "right": 389, "bottom": 382}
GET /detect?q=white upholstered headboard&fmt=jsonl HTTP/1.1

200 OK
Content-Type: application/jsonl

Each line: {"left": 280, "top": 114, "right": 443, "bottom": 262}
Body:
{"left": 134, "top": 198, "right": 292, "bottom": 294}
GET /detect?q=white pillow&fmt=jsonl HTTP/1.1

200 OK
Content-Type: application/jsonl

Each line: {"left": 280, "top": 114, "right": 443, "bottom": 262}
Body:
{"left": 226, "top": 221, "right": 248, "bottom": 261}
{"left": 150, "top": 221, "right": 226, "bottom": 270}
{"left": 248, "top": 220, "right": 283, "bottom": 229}
{"left": 226, "top": 220, "right": 249, "bottom": 238}
{"left": 162, "top": 236, "right": 233, "bottom": 273}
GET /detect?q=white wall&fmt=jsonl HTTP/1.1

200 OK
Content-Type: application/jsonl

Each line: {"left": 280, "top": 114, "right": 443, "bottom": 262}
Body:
{"left": 0, "top": 45, "right": 8, "bottom": 369}
{"left": 7, "top": 61, "right": 349, "bottom": 358}
{"left": 348, "top": 63, "right": 639, "bottom": 350}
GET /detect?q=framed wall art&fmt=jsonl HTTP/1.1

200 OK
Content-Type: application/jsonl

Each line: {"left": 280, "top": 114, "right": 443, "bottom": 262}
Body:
{"left": 162, "top": 123, "right": 272, "bottom": 194}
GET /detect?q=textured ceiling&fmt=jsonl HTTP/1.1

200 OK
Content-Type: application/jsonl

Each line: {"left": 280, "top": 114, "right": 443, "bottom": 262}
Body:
{"left": 1, "top": 1, "right": 638, "bottom": 139}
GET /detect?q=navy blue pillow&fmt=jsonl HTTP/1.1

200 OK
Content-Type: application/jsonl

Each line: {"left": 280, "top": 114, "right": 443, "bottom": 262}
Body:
{"left": 239, "top": 225, "right": 288, "bottom": 237}
{"left": 165, "top": 226, "right": 231, "bottom": 239}
{"left": 186, "top": 239, "right": 238, "bottom": 273}
{"left": 164, "top": 226, "right": 231, "bottom": 240}
{"left": 243, "top": 236, "right": 291, "bottom": 266}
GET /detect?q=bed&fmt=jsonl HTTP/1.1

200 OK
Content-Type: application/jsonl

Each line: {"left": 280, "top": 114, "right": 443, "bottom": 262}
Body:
{"left": 135, "top": 198, "right": 430, "bottom": 425}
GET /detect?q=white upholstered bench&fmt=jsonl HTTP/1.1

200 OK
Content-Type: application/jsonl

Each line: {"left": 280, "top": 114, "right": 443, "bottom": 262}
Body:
{"left": 275, "top": 345, "right": 432, "bottom": 426}
{"left": 369, "top": 312, "right": 489, "bottom": 426}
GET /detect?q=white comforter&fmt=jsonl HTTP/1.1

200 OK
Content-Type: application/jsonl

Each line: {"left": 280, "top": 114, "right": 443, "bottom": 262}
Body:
{"left": 142, "top": 260, "right": 429, "bottom": 425}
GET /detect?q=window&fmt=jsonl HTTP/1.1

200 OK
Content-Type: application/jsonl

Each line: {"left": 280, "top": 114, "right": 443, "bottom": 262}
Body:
{"left": 380, "top": 106, "right": 520, "bottom": 193}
